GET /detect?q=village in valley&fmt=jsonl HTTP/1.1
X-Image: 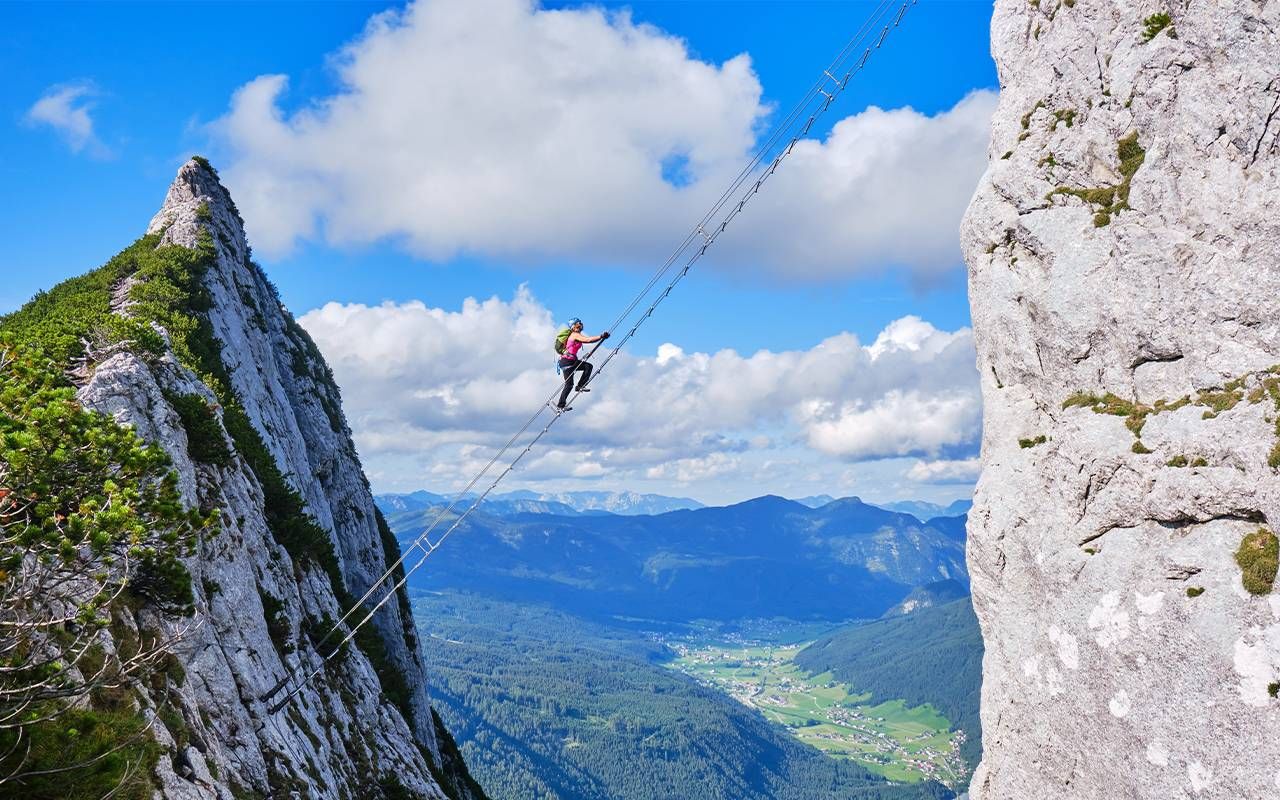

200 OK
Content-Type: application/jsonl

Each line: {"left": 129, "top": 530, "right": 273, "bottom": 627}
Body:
{"left": 666, "top": 640, "right": 969, "bottom": 788}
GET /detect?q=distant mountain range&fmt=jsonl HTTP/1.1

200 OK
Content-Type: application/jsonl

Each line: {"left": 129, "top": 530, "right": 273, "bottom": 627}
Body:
{"left": 502, "top": 489, "right": 706, "bottom": 515}
{"left": 879, "top": 499, "right": 973, "bottom": 520}
{"left": 376, "top": 488, "right": 970, "bottom": 522}
{"left": 794, "top": 494, "right": 837, "bottom": 508}
{"left": 378, "top": 489, "right": 582, "bottom": 517}
{"left": 379, "top": 494, "right": 968, "bottom": 622}
{"left": 377, "top": 489, "right": 704, "bottom": 517}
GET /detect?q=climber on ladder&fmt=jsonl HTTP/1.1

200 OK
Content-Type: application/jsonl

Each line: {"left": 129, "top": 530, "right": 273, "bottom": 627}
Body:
{"left": 554, "top": 318, "right": 609, "bottom": 411}
{"left": 262, "top": 0, "right": 918, "bottom": 716}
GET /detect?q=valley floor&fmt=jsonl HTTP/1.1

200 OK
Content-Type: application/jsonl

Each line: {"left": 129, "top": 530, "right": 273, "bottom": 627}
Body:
{"left": 666, "top": 641, "right": 968, "bottom": 788}
{"left": 414, "top": 591, "right": 954, "bottom": 800}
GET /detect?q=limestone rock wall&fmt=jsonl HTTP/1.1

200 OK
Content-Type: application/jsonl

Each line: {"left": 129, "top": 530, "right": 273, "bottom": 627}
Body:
{"left": 963, "top": 1, "right": 1280, "bottom": 798}
{"left": 78, "top": 160, "right": 484, "bottom": 800}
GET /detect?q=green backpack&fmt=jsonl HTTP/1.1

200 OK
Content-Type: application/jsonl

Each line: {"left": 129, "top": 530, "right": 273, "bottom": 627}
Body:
{"left": 554, "top": 327, "right": 572, "bottom": 355}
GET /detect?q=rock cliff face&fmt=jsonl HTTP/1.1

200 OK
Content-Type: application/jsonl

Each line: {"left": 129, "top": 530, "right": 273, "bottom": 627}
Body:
{"left": 76, "top": 160, "right": 486, "bottom": 799}
{"left": 963, "top": 2, "right": 1279, "bottom": 798}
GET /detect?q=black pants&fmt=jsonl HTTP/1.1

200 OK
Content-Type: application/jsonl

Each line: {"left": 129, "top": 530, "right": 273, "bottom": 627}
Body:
{"left": 558, "top": 358, "right": 593, "bottom": 408}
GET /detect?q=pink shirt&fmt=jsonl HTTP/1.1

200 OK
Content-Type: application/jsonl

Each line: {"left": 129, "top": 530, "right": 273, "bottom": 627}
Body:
{"left": 563, "top": 336, "right": 583, "bottom": 360}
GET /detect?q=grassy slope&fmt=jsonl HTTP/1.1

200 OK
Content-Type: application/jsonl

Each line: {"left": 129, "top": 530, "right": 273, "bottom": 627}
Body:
{"left": 670, "top": 643, "right": 967, "bottom": 787}
{"left": 792, "top": 599, "right": 983, "bottom": 772}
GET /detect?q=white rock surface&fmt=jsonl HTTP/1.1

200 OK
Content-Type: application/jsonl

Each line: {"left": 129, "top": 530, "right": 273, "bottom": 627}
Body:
{"left": 963, "top": 2, "right": 1280, "bottom": 798}
{"left": 76, "top": 160, "right": 482, "bottom": 799}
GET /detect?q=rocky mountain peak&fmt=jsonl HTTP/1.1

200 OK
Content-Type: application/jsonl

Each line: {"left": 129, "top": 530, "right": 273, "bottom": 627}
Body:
{"left": 9, "top": 156, "right": 490, "bottom": 799}
{"left": 149, "top": 157, "right": 246, "bottom": 253}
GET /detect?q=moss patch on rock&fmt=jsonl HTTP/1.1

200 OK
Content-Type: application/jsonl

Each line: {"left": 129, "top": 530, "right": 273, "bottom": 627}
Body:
{"left": 1062, "top": 391, "right": 1152, "bottom": 434}
{"left": 1063, "top": 368, "right": 1280, "bottom": 462}
{"left": 1050, "top": 108, "right": 1077, "bottom": 130}
{"left": 1235, "top": 528, "right": 1279, "bottom": 595}
{"left": 1141, "top": 12, "right": 1175, "bottom": 42}
{"left": 1049, "top": 132, "right": 1146, "bottom": 226}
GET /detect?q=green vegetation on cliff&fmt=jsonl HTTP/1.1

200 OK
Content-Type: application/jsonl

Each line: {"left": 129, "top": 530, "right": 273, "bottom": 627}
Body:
{"left": 0, "top": 208, "right": 421, "bottom": 782}
{"left": 0, "top": 340, "right": 214, "bottom": 793}
{"left": 1049, "top": 132, "right": 1146, "bottom": 226}
{"left": 1236, "top": 528, "right": 1279, "bottom": 595}
{"left": 0, "top": 232, "right": 211, "bottom": 364}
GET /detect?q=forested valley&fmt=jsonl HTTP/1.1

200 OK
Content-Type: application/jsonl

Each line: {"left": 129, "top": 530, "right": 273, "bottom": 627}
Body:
{"left": 416, "top": 592, "right": 955, "bottom": 800}
{"left": 389, "top": 495, "right": 982, "bottom": 800}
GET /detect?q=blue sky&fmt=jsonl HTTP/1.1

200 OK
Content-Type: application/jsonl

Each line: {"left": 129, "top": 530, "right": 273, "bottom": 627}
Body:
{"left": 2, "top": 0, "right": 998, "bottom": 505}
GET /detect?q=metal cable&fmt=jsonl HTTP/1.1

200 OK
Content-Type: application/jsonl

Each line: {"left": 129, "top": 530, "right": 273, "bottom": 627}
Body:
{"left": 266, "top": 0, "right": 902, "bottom": 682}
{"left": 266, "top": 0, "right": 916, "bottom": 714}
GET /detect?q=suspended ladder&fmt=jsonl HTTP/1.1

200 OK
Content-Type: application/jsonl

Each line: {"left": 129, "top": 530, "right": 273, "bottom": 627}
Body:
{"left": 265, "top": 0, "right": 918, "bottom": 714}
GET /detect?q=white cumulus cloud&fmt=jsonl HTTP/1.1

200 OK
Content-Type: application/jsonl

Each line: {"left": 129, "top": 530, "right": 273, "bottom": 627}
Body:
{"left": 906, "top": 458, "right": 982, "bottom": 484}
{"left": 24, "top": 82, "right": 110, "bottom": 158}
{"left": 714, "top": 91, "right": 997, "bottom": 281}
{"left": 802, "top": 390, "right": 981, "bottom": 460}
{"left": 214, "top": 0, "right": 761, "bottom": 260}
{"left": 646, "top": 453, "right": 741, "bottom": 483}
{"left": 212, "top": 0, "right": 994, "bottom": 281}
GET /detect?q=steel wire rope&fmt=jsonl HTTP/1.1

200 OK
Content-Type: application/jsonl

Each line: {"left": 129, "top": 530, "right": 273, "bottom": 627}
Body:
{"left": 266, "top": 0, "right": 915, "bottom": 714}
{"left": 269, "top": 0, "right": 912, "bottom": 713}
{"left": 263, "top": 0, "right": 903, "bottom": 684}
